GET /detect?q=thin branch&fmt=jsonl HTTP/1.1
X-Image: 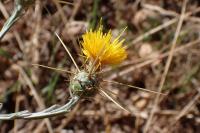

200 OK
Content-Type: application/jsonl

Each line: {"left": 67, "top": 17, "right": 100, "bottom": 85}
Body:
{"left": 99, "top": 87, "right": 130, "bottom": 113}
{"left": 0, "top": 0, "right": 34, "bottom": 40}
{"left": 144, "top": 0, "right": 188, "bottom": 132}
{"left": 164, "top": 91, "right": 200, "bottom": 133}
{"left": 55, "top": 32, "right": 81, "bottom": 72}
{"left": 128, "top": 5, "right": 200, "bottom": 48}
{"left": 103, "top": 80, "right": 166, "bottom": 95}
{"left": 0, "top": 96, "right": 79, "bottom": 120}
{"left": 32, "top": 64, "right": 75, "bottom": 74}
{"left": 17, "top": 65, "right": 54, "bottom": 132}
{"left": 106, "top": 39, "right": 200, "bottom": 80}
{"left": 57, "top": 0, "right": 74, "bottom": 6}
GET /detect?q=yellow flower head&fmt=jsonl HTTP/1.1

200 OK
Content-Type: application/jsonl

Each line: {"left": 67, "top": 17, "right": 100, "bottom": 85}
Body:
{"left": 81, "top": 25, "right": 127, "bottom": 66}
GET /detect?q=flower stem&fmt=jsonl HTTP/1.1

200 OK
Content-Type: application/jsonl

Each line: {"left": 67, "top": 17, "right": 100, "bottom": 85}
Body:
{"left": 0, "top": 0, "right": 34, "bottom": 40}
{"left": 0, "top": 96, "right": 80, "bottom": 120}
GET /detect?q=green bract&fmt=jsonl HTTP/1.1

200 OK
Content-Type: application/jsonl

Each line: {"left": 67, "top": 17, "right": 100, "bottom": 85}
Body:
{"left": 70, "top": 71, "right": 100, "bottom": 97}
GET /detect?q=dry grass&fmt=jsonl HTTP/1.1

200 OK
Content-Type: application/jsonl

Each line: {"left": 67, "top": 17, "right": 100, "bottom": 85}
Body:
{"left": 0, "top": 0, "right": 200, "bottom": 132}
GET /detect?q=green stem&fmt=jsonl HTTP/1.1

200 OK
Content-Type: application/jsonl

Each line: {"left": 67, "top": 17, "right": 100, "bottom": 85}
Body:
{"left": 0, "top": 96, "right": 80, "bottom": 120}
{"left": 90, "top": 0, "right": 100, "bottom": 30}
{"left": 0, "top": 0, "right": 34, "bottom": 40}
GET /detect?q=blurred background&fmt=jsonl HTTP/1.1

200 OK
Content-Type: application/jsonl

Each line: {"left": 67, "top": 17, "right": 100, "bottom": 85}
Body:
{"left": 0, "top": 0, "right": 200, "bottom": 132}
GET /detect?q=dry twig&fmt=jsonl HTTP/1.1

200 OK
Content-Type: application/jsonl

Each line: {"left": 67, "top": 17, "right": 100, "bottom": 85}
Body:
{"left": 144, "top": 0, "right": 188, "bottom": 132}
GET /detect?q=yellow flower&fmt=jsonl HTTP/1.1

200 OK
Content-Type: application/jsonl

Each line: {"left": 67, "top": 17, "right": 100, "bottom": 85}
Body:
{"left": 81, "top": 25, "right": 127, "bottom": 66}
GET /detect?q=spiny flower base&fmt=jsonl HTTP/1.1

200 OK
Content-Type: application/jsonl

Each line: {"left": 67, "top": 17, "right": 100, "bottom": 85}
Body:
{"left": 70, "top": 71, "right": 101, "bottom": 97}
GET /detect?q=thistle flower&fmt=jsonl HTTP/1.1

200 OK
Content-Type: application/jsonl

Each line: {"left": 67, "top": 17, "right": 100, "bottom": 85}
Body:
{"left": 81, "top": 25, "right": 127, "bottom": 67}
{"left": 0, "top": 25, "right": 165, "bottom": 120}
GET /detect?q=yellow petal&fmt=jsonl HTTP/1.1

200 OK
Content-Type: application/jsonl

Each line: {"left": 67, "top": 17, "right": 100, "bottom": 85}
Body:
{"left": 81, "top": 25, "right": 127, "bottom": 66}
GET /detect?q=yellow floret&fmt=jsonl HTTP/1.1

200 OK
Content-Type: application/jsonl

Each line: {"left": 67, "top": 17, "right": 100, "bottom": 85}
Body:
{"left": 81, "top": 25, "right": 127, "bottom": 66}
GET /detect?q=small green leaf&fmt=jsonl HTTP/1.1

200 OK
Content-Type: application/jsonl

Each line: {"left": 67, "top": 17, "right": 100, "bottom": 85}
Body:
{"left": 0, "top": 48, "right": 11, "bottom": 59}
{"left": 42, "top": 73, "right": 59, "bottom": 100}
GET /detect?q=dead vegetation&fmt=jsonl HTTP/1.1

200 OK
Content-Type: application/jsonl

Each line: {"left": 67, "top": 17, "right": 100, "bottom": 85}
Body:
{"left": 0, "top": 0, "right": 200, "bottom": 133}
